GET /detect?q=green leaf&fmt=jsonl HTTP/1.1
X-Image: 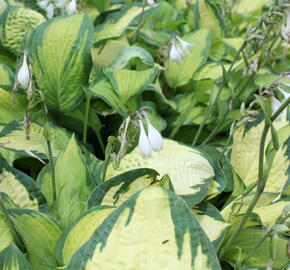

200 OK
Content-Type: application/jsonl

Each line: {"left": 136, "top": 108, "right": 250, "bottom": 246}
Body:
{"left": 0, "top": 121, "right": 70, "bottom": 158}
{"left": 233, "top": 0, "right": 269, "bottom": 14}
{"left": 9, "top": 208, "right": 62, "bottom": 270}
{"left": 38, "top": 135, "right": 93, "bottom": 227}
{"left": 103, "top": 66, "right": 159, "bottom": 106}
{"left": 66, "top": 187, "right": 221, "bottom": 270}
{"left": 0, "top": 63, "right": 14, "bottom": 87}
{"left": 88, "top": 168, "right": 158, "bottom": 208}
{"left": 94, "top": 4, "right": 154, "bottom": 44}
{"left": 0, "top": 157, "right": 47, "bottom": 211}
{"left": 0, "top": 6, "right": 45, "bottom": 54}
{"left": 194, "top": 0, "right": 224, "bottom": 39}
{"left": 29, "top": 14, "right": 94, "bottom": 112}
{"left": 164, "top": 29, "right": 212, "bottom": 88}
{"left": 0, "top": 243, "right": 32, "bottom": 270}
{"left": 56, "top": 206, "right": 115, "bottom": 266}
{"left": 0, "top": 210, "right": 14, "bottom": 253}
{"left": 106, "top": 139, "right": 216, "bottom": 206}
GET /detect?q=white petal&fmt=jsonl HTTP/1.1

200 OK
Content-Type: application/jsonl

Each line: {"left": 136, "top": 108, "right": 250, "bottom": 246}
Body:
{"left": 67, "top": 0, "right": 77, "bottom": 14}
{"left": 147, "top": 0, "right": 155, "bottom": 5}
{"left": 37, "top": 0, "right": 49, "bottom": 9}
{"left": 176, "top": 36, "right": 195, "bottom": 55}
{"left": 277, "top": 87, "right": 290, "bottom": 100}
{"left": 147, "top": 123, "right": 163, "bottom": 151}
{"left": 138, "top": 120, "right": 152, "bottom": 158}
{"left": 169, "top": 41, "right": 183, "bottom": 64}
{"left": 17, "top": 53, "right": 30, "bottom": 88}
{"left": 46, "top": 3, "right": 55, "bottom": 19}
{"left": 271, "top": 96, "right": 282, "bottom": 121}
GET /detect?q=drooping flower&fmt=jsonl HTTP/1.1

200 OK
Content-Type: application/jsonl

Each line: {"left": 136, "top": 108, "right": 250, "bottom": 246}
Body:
{"left": 277, "top": 87, "right": 290, "bottom": 99}
{"left": 147, "top": 0, "right": 155, "bottom": 5}
{"left": 37, "top": 0, "right": 49, "bottom": 9}
{"left": 169, "top": 38, "right": 183, "bottom": 64}
{"left": 67, "top": 0, "right": 77, "bottom": 14}
{"left": 142, "top": 112, "right": 163, "bottom": 152}
{"left": 138, "top": 119, "right": 152, "bottom": 158}
{"left": 176, "top": 36, "right": 195, "bottom": 55}
{"left": 281, "top": 8, "right": 290, "bottom": 43}
{"left": 271, "top": 96, "right": 282, "bottom": 121}
{"left": 46, "top": 3, "right": 55, "bottom": 19}
{"left": 17, "top": 52, "right": 30, "bottom": 88}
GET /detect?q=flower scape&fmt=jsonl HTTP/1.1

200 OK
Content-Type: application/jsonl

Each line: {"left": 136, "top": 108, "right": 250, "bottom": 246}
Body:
{"left": 0, "top": 0, "right": 289, "bottom": 270}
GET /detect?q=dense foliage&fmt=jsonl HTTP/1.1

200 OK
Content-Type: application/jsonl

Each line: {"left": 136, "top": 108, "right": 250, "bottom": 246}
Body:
{"left": 0, "top": 0, "right": 289, "bottom": 269}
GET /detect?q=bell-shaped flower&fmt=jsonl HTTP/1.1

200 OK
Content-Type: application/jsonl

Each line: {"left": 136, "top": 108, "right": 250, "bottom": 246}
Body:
{"left": 176, "top": 36, "right": 195, "bottom": 55}
{"left": 138, "top": 120, "right": 152, "bottom": 158}
{"left": 147, "top": 0, "right": 155, "bottom": 5}
{"left": 143, "top": 112, "right": 163, "bottom": 152}
{"left": 37, "top": 0, "right": 49, "bottom": 9}
{"left": 277, "top": 87, "right": 290, "bottom": 100}
{"left": 46, "top": 3, "right": 55, "bottom": 19}
{"left": 17, "top": 52, "right": 30, "bottom": 88}
{"left": 169, "top": 38, "right": 183, "bottom": 64}
{"left": 271, "top": 96, "right": 282, "bottom": 121}
{"left": 67, "top": 0, "right": 77, "bottom": 14}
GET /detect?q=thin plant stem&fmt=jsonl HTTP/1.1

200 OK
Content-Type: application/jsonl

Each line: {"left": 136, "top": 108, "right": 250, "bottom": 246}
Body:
{"left": 46, "top": 138, "right": 57, "bottom": 202}
{"left": 218, "top": 96, "right": 290, "bottom": 259}
{"left": 192, "top": 42, "right": 246, "bottom": 146}
{"left": 82, "top": 93, "right": 91, "bottom": 144}
{"left": 132, "top": 1, "right": 146, "bottom": 42}
{"left": 0, "top": 197, "right": 25, "bottom": 251}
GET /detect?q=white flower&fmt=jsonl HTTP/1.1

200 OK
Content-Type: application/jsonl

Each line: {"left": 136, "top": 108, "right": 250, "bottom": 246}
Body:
{"left": 138, "top": 119, "right": 152, "bottom": 158}
{"left": 176, "top": 36, "right": 195, "bottom": 55}
{"left": 46, "top": 3, "right": 55, "bottom": 19}
{"left": 147, "top": 0, "right": 155, "bottom": 5}
{"left": 281, "top": 8, "right": 290, "bottom": 43}
{"left": 17, "top": 52, "right": 30, "bottom": 88}
{"left": 169, "top": 38, "right": 183, "bottom": 64}
{"left": 271, "top": 96, "right": 282, "bottom": 121}
{"left": 143, "top": 112, "right": 163, "bottom": 152}
{"left": 277, "top": 87, "right": 290, "bottom": 99}
{"left": 37, "top": 0, "right": 49, "bottom": 9}
{"left": 67, "top": 0, "right": 77, "bottom": 14}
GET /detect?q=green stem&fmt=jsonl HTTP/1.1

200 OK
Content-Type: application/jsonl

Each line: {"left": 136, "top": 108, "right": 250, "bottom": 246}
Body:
{"left": 132, "top": 2, "right": 146, "bottom": 42}
{"left": 46, "top": 138, "right": 57, "bottom": 202}
{"left": 219, "top": 96, "right": 290, "bottom": 259}
{"left": 82, "top": 93, "right": 91, "bottom": 144}
{"left": 192, "top": 42, "right": 246, "bottom": 146}
{"left": 0, "top": 197, "right": 25, "bottom": 251}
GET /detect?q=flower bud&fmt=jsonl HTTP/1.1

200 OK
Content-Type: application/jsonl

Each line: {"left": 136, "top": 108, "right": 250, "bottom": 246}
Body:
{"left": 169, "top": 38, "right": 183, "bottom": 64}
{"left": 17, "top": 52, "right": 30, "bottom": 88}
{"left": 147, "top": 0, "right": 155, "bottom": 5}
{"left": 46, "top": 3, "right": 55, "bottom": 19}
{"left": 138, "top": 119, "right": 152, "bottom": 158}
{"left": 67, "top": 0, "right": 77, "bottom": 14}
{"left": 271, "top": 96, "right": 282, "bottom": 121}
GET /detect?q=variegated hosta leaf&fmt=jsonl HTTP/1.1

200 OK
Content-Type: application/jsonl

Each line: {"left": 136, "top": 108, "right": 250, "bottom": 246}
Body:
{"left": 223, "top": 227, "right": 289, "bottom": 269}
{"left": 103, "top": 66, "right": 159, "bottom": 106}
{"left": 0, "top": 63, "right": 14, "bottom": 87}
{"left": 0, "top": 6, "right": 45, "bottom": 54}
{"left": 231, "top": 114, "right": 289, "bottom": 194}
{"left": 37, "top": 135, "right": 93, "bottom": 227}
{"left": 88, "top": 168, "right": 159, "bottom": 208}
{"left": 192, "top": 202, "right": 229, "bottom": 250}
{"left": 233, "top": 0, "right": 269, "bottom": 14}
{"left": 0, "top": 211, "right": 14, "bottom": 253}
{"left": 164, "top": 29, "right": 211, "bottom": 88}
{"left": 94, "top": 4, "right": 154, "bottom": 44}
{"left": 222, "top": 192, "right": 290, "bottom": 227}
{"left": 106, "top": 139, "right": 215, "bottom": 205}
{"left": 0, "top": 121, "right": 70, "bottom": 158}
{"left": 0, "top": 89, "right": 26, "bottom": 125}
{"left": 56, "top": 206, "right": 115, "bottom": 266}
{"left": 0, "top": 158, "right": 47, "bottom": 211}
{"left": 9, "top": 209, "right": 62, "bottom": 270}
{"left": 66, "top": 187, "right": 221, "bottom": 270}
{"left": 29, "top": 14, "right": 93, "bottom": 112}
{"left": 194, "top": 0, "right": 224, "bottom": 39}
{"left": 0, "top": 243, "right": 32, "bottom": 270}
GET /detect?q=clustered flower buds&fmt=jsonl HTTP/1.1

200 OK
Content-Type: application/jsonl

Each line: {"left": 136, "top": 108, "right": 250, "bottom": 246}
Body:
{"left": 138, "top": 111, "right": 163, "bottom": 158}
{"left": 281, "top": 8, "right": 290, "bottom": 43}
{"left": 17, "top": 51, "right": 30, "bottom": 88}
{"left": 169, "top": 35, "right": 195, "bottom": 64}
{"left": 37, "top": 0, "right": 77, "bottom": 18}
